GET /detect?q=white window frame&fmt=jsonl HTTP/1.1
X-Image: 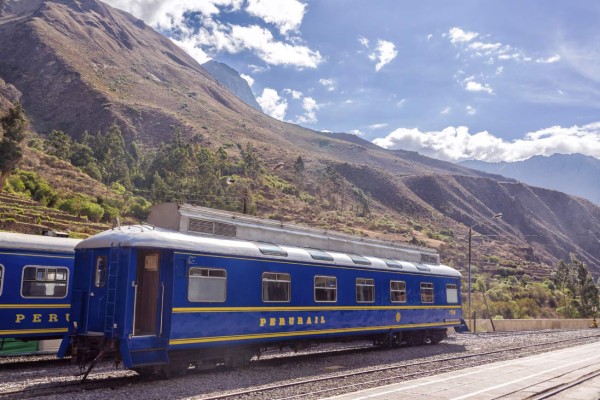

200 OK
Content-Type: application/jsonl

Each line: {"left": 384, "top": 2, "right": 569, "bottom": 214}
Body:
{"left": 188, "top": 267, "right": 227, "bottom": 302}
{"left": 356, "top": 278, "right": 375, "bottom": 303}
{"left": 446, "top": 283, "right": 458, "bottom": 304}
{"left": 390, "top": 280, "right": 407, "bottom": 303}
{"left": 262, "top": 272, "right": 291, "bottom": 303}
{"left": 21, "top": 265, "right": 69, "bottom": 299}
{"left": 314, "top": 275, "right": 337, "bottom": 303}
{"left": 420, "top": 282, "right": 434, "bottom": 304}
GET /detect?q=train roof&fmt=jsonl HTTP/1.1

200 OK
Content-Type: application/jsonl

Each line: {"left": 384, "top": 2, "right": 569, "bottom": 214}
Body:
{"left": 0, "top": 231, "right": 81, "bottom": 253}
{"left": 77, "top": 225, "right": 461, "bottom": 278}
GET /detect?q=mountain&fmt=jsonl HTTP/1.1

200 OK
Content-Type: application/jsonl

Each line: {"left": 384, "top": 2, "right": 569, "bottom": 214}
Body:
{"left": 461, "top": 154, "right": 600, "bottom": 205}
{"left": 1, "top": 0, "right": 600, "bottom": 276}
{"left": 201, "top": 60, "right": 262, "bottom": 112}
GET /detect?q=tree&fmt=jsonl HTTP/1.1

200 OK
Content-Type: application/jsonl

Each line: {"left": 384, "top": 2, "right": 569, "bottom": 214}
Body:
{"left": 552, "top": 254, "right": 600, "bottom": 318}
{"left": 293, "top": 155, "right": 305, "bottom": 190}
{"left": 552, "top": 259, "right": 574, "bottom": 317}
{"left": 0, "top": 103, "right": 27, "bottom": 192}
{"left": 44, "top": 129, "right": 72, "bottom": 161}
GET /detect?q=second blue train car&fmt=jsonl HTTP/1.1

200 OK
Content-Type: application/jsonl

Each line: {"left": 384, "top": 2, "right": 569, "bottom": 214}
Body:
{"left": 0, "top": 232, "right": 80, "bottom": 344}
{"left": 62, "top": 225, "right": 462, "bottom": 376}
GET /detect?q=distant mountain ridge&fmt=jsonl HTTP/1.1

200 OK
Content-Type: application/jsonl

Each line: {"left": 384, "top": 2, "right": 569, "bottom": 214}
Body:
{"left": 202, "top": 60, "right": 262, "bottom": 112}
{"left": 460, "top": 154, "right": 600, "bottom": 205}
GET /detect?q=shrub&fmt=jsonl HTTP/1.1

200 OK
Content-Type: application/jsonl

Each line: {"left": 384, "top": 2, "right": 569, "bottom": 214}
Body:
{"left": 125, "top": 196, "right": 151, "bottom": 220}
{"left": 80, "top": 202, "right": 104, "bottom": 222}
{"left": 101, "top": 202, "right": 120, "bottom": 222}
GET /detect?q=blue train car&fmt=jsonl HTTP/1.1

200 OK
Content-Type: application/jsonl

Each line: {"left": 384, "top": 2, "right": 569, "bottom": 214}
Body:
{"left": 62, "top": 225, "right": 462, "bottom": 376}
{"left": 0, "top": 232, "right": 80, "bottom": 343}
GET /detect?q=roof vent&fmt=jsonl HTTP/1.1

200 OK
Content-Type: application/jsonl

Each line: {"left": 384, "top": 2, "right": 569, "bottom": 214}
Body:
{"left": 188, "top": 218, "right": 237, "bottom": 237}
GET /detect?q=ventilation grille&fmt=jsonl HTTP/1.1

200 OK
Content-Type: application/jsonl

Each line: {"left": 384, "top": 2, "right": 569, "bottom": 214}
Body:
{"left": 188, "top": 218, "right": 237, "bottom": 237}
{"left": 420, "top": 253, "right": 438, "bottom": 264}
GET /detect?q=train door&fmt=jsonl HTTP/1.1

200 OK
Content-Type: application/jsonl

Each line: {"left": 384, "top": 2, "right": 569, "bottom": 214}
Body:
{"left": 133, "top": 250, "right": 161, "bottom": 336}
{"left": 86, "top": 253, "right": 109, "bottom": 333}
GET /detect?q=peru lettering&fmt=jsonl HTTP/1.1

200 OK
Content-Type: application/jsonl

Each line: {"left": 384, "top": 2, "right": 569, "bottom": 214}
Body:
{"left": 15, "top": 313, "right": 70, "bottom": 323}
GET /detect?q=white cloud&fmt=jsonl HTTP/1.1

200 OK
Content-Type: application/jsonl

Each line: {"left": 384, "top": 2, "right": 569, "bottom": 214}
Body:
{"left": 536, "top": 54, "right": 561, "bottom": 64}
{"left": 283, "top": 88, "right": 303, "bottom": 99}
{"left": 465, "top": 81, "right": 494, "bottom": 94}
{"left": 225, "top": 24, "right": 323, "bottom": 68}
{"left": 103, "top": 0, "right": 321, "bottom": 69}
{"left": 495, "top": 66, "right": 504, "bottom": 75}
{"left": 248, "top": 64, "right": 269, "bottom": 73}
{"left": 349, "top": 129, "right": 364, "bottom": 136}
{"left": 170, "top": 37, "right": 211, "bottom": 64}
{"left": 441, "top": 107, "right": 451, "bottom": 115}
{"left": 368, "top": 123, "right": 389, "bottom": 129}
{"left": 358, "top": 36, "right": 369, "bottom": 48}
{"left": 257, "top": 88, "right": 288, "bottom": 120}
{"left": 245, "top": 0, "right": 306, "bottom": 35}
{"left": 319, "top": 78, "right": 335, "bottom": 91}
{"left": 240, "top": 73, "right": 254, "bottom": 87}
{"left": 296, "top": 96, "right": 319, "bottom": 124}
{"left": 466, "top": 105, "right": 477, "bottom": 115}
{"left": 448, "top": 27, "right": 479, "bottom": 44}
{"left": 369, "top": 40, "right": 398, "bottom": 71}
{"left": 372, "top": 122, "right": 600, "bottom": 162}
{"left": 446, "top": 26, "right": 557, "bottom": 66}
{"left": 360, "top": 37, "right": 397, "bottom": 71}
{"left": 396, "top": 99, "right": 406, "bottom": 108}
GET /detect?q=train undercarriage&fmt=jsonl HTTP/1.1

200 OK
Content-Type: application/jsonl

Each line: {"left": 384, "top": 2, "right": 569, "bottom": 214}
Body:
{"left": 69, "top": 328, "right": 448, "bottom": 380}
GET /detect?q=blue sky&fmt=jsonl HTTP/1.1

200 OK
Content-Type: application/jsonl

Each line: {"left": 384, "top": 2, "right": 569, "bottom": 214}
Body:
{"left": 104, "top": 0, "right": 600, "bottom": 162}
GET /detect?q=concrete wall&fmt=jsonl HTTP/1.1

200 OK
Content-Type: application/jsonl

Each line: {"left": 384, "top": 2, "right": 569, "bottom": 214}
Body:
{"left": 467, "top": 318, "right": 597, "bottom": 332}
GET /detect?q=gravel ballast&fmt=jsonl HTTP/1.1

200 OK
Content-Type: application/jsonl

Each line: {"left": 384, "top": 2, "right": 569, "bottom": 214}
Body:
{"left": 2, "top": 329, "right": 600, "bottom": 399}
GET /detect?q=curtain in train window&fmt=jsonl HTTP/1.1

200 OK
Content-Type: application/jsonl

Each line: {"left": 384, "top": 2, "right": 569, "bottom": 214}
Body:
{"left": 315, "top": 275, "right": 337, "bottom": 302}
{"left": 262, "top": 272, "right": 291, "bottom": 302}
{"left": 420, "top": 282, "right": 434, "bottom": 303}
{"left": 21, "top": 266, "right": 68, "bottom": 298}
{"left": 390, "top": 280, "right": 406, "bottom": 303}
{"left": 356, "top": 278, "right": 375, "bottom": 303}
{"left": 446, "top": 284, "right": 458, "bottom": 303}
{"left": 0, "top": 265, "right": 4, "bottom": 296}
{"left": 188, "top": 267, "right": 227, "bottom": 302}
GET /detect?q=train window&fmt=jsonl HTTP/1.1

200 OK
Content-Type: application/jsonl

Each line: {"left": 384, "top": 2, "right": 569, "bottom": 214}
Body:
{"left": 188, "top": 268, "right": 227, "bottom": 302}
{"left": 356, "top": 278, "right": 375, "bottom": 303}
{"left": 21, "top": 266, "right": 68, "bottom": 298}
{"left": 390, "top": 280, "right": 407, "bottom": 303}
{"left": 307, "top": 249, "right": 334, "bottom": 262}
{"left": 0, "top": 265, "right": 3, "bottom": 296}
{"left": 94, "top": 256, "right": 107, "bottom": 288}
{"left": 349, "top": 254, "right": 371, "bottom": 265}
{"left": 262, "top": 272, "right": 291, "bottom": 302}
{"left": 315, "top": 275, "right": 337, "bottom": 302}
{"left": 420, "top": 282, "right": 434, "bottom": 303}
{"left": 255, "top": 243, "right": 288, "bottom": 257}
{"left": 446, "top": 284, "right": 458, "bottom": 303}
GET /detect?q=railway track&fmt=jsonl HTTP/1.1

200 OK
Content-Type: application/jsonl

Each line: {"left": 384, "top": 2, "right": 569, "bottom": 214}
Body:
{"left": 194, "top": 333, "right": 600, "bottom": 400}
{"left": 2, "top": 332, "right": 600, "bottom": 399}
{"left": 0, "top": 356, "right": 69, "bottom": 372}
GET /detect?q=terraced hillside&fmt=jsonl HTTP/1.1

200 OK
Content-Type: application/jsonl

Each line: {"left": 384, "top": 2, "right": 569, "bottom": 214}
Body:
{"left": 0, "top": 192, "right": 108, "bottom": 237}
